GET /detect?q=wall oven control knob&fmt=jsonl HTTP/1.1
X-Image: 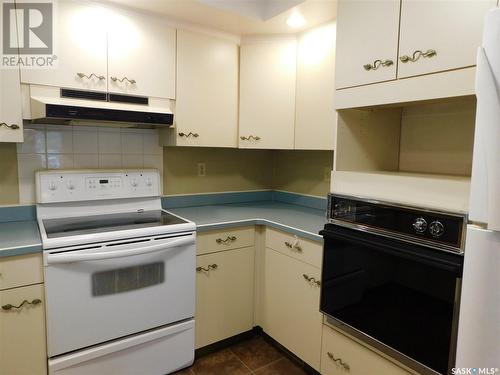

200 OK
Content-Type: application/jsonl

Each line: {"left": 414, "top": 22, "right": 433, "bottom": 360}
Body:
{"left": 412, "top": 217, "right": 427, "bottom": 233}
{"left": 429, "top": 221, "right": 445, "bottom": 238}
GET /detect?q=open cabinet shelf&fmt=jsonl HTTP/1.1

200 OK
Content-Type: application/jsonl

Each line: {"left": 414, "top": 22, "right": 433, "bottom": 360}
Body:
{"left": 333, "top": 96, "right": 476, "bottom": 213}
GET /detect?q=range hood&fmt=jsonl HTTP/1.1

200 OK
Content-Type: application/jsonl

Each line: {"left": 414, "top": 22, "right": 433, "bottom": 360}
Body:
{"left": 23, "top": 85, "right": 174, "bottom": 128}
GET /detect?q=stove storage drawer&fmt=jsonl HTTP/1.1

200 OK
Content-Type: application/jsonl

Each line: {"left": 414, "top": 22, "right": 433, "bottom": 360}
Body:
{"left": 197, "top": 226, "right": 255, "bottom": 255}
{"left": 0, "top": 254, "right": 43, "bottom": 291}
{"left": 0, "top": 283, "right": 47, "bottom": 375}
{"left": 265, "top": 227, "right": 322, "bottom": 268}
{"left": 320, "top": 324, "right": 412, "bottom": 375}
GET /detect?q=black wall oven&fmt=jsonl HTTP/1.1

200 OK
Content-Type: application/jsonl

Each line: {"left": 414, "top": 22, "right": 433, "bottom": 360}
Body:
{"left": 320, "top": 195, "right": 466, "bottom": 375}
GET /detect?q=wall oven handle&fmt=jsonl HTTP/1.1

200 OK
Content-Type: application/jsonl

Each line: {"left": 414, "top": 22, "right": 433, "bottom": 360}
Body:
{"left": 46, "top": 236, "right": 194, "bottom": 265}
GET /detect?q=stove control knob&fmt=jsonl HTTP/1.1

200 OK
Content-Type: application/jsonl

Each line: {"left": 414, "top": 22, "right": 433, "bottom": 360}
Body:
{"left": 145, "top": 178, "right": 152, "bottom": 187}
{"left": 412, "top": 217, "right": 427, "bottom": 234}
{"left": 131, "top": 179, "right": 138, "bottom": 187}
{"left": 67, "top": 181, "right": 75, "bottom": 190}
{"left": 429, "top": 221, "right": 445, "bottom": 238}
{"left": 48, "top": 182, "right": 57, "bottom": 191}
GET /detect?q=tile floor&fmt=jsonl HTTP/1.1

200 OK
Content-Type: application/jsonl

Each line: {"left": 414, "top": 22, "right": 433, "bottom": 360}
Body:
{"left": 174, "top": 336, "right": 309, "bottom": 375}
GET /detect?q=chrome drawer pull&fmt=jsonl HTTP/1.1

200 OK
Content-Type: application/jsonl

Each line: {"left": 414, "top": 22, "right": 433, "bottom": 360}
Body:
{"left": 2, "top": 299, "right": 42, "bottom": 311}
{"left": 284, "top": 241, "right": 302, "bottom": 252}
{"left": 111, "top": 76, "right": 137, "bottom": 84}
{"left": 216, "top": 236, "right": 237, "bottom": 244}
{"left": 178, "top": 132, "right": 199, "bottom": 138}
{"left": 196, "top": 264, "right": 218, "bottom": 272}
{"left": 76, "top": 72, "right": 105, "bottom": 81}
{"left": 0, "top": 122, "right": 20, "bottom": 130}
{"left": 302, "top": 274, "right": 321, "bottom": 286}
{"left": 363, "top": 59, "right": 393, "bottom": 71}
{"left": 240, "top": 135, "right": 261, "bottom": 141}
{"left": 400, "top": 49, "right": 437, "bottom": 63}
{"left": 327, "top": 352, "right": 350, "bottom": 371}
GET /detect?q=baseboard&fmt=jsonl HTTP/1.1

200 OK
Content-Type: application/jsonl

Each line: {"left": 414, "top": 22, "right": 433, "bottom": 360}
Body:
{"left": 195, "top": 326, "right": 320, "bottom": 375}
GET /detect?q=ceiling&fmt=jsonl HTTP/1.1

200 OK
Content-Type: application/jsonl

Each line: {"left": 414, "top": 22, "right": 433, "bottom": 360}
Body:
{"left": 105, "top": 0, "right": 337, "bottom": 35}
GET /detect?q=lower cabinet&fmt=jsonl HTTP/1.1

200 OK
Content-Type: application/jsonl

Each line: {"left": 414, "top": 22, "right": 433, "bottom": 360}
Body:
{"left": 321, "top": 324, "right": 411, "bottom": 375}
{"left": 262, "top": 247, "right": 323, "bottom": 371}
{"left": 0, "top": 283, "right": 47, "bottom": 375}
{"left": 195, "top": 246, "right": 255, "bottom": 349}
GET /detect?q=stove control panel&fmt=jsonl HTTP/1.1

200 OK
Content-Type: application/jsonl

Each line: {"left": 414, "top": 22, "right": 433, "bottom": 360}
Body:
{"left": 36, "top": 170, "right": 161, "bottom": 203}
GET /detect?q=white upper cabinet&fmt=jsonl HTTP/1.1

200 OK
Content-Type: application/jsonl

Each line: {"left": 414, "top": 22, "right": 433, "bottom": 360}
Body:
{"left": 398, "top": 0, "right": 497, "bottom": 78}
{"left": 108, "top": 10, "right": 176, "bottom": 99}
{"left": 21, "top": 0, "right": 108, "bottom": 92}
{"left": 239, "top": 38, "right": 297, "bottom": 149}
{"left": 295, "top": 23, "right": 337, "bottom": 150}
{"left": 0, "top": 69, "right": 23, "bottom": 143}
{"left": 175, "top": 30, "right": 238, "bottom": 147}
{"left": 335, "top": 0, "right": 400, "bottom": 89}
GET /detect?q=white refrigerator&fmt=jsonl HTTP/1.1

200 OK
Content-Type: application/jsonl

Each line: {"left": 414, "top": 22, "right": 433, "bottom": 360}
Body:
{"left": 456, "top": 7, "right": 500, "bottom": 369}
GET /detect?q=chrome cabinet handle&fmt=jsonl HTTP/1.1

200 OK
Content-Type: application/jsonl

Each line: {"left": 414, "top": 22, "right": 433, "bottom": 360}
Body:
{"left": 240, "top": 135, "right": 261, "bottom": 141}
{"left": 110, "top": 76, "right": 137, "bottom": 84}
{"left": 327, "top": 352, "right": 350, "bottom": 371}
{"left": 196, "top": 264, "right": 218, "bottom": 272}
{"left": 400, "top": 49, "right": 437, "bottom": 63}
{"left": 303, "top": 274, "right": 321, "bottom": 286}
{"left": 216, "top": 236, "right": 237, "bottom": 245}
{"left": 284, "top": 241, "right": 302, "bottom": 252}
{"left": 178, "top": 132, "right": 199, "bottom": 138}
{"left": 0, "top": 122, "right": 20, "bottom": 130}
{"left": 76, "top": 72, "right": 105, "bottom": 81}
{"left": 2, "top": 299, "right": 42, "bottom": 311}
{"left": 363, "top": 59, "right": 393, "bottom": 71}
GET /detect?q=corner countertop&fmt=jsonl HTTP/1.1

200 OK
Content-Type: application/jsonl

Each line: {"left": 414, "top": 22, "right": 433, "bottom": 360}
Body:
{"left": 0, "top": 220, "right": 42, "bottom": 258}
{"left": 169, "top": 201, "right": 326, "bottom": 242}
{"left": 0, "top": 201, "right": 326, "bottom": 258}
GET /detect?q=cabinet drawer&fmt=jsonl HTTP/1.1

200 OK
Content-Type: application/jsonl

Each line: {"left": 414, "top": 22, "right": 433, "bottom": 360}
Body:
{"left": 321, "top": 325, "right": 411, "bottom": 375}
{"left": 0, "top": 283, "right": 47, "bottom": 375}
{"left": 0, "top": 254, "right": 43, "bottom": 291}
{"left": 197, "top": 226, "right": 255, "bottom": 255}
{"left": 195, "top": 246, "right": 255, "bottom": 348}
{"left": 265, "top": 228, "right": 322, "bottom": 268}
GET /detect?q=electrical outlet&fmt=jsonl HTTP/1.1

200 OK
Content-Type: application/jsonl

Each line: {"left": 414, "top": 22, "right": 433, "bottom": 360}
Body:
{"left": 324, "top": 167, "right": 331, "bottom": 182}
{"left": 197, "top": 163, "right": 206, "bottom": 177}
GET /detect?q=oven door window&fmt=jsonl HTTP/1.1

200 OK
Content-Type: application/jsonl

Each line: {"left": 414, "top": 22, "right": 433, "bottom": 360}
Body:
{"left": 92, "top": 262, "right": 165, "bottom": 296}
{"left": 320, "top": 225, "right": 463, "bottom": 375}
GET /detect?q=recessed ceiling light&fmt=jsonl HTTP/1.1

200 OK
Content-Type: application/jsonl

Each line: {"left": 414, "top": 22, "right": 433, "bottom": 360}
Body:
{"left": 287, "top": 12, "right": 306, "bottom": 28}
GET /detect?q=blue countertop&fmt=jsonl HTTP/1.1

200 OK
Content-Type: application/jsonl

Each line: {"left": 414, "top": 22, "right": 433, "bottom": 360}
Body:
{"left": 0, "top": 220, "right": 42, "bottom": 258}
{"left": 0, "top": 200, "right": 326, "bottom": 258}
{"left": 169, "top": 201, "right": 326, "bottom": 242}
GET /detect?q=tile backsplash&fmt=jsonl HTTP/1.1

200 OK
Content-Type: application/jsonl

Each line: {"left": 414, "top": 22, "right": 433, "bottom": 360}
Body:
{"left": 17, "top": 125, "right": 163, "bottom": 204}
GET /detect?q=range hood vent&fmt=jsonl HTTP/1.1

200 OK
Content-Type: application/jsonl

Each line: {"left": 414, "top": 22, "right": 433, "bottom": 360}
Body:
{"left": 23, "top": 85, "right": 174, "bottom": 128}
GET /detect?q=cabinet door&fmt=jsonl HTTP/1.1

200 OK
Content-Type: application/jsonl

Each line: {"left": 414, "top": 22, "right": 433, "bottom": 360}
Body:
{"left": 176, "top": 30, "right": 238, "bottom": 147}
{"left": 0, "top": 284, "right": 47, "bottom": 375}
{"left": 108, "top": 10, "right": 176, "bottom": 99}
{"left": 398, "top": 0, "right": 496, "bottom": 78}
{"left": 195, "top": 247, "right": 255, "bottom": 349}
{"left": 0, "top": 69, "right": 23, "bottom": 142}
{"left": 262, "top": 247, "right": 322, "bottom": 370}
{"left": 239, "top": 39, "right": 296, "bottom": 149}
{"left": 295, "top": 23, "right": 337, "bottom": 150}
{"left": 321, "top": 324, "right": 411, "bottom": 375}
{"left": 335, "top": 0, "right": 400, "bottom": 89}
{"left": 20, "top": 0, "right": 108, "bottom": 91}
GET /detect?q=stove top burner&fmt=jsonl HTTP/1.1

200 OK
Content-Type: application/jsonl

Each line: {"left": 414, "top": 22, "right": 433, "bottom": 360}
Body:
{"left": 43, "top": 210, "right": 188, "bottom": 239}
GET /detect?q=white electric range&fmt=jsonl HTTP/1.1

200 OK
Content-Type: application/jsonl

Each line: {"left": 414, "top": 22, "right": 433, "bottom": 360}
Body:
{"left": 36, "top": 169, "right": 196, "bottom": 375}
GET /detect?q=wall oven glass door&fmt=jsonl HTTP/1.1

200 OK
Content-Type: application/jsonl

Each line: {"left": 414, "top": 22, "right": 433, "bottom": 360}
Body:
{"left": 44, "top": 233, "right": 195, "bottom": 357}
{"left": 320, "top": 224, "right": 463, "bottom": 375}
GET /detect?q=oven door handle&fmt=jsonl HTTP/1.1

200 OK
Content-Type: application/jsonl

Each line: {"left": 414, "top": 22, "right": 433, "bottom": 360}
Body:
{"left": 46, "top": 236, "right": 195, "bottom": 265}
